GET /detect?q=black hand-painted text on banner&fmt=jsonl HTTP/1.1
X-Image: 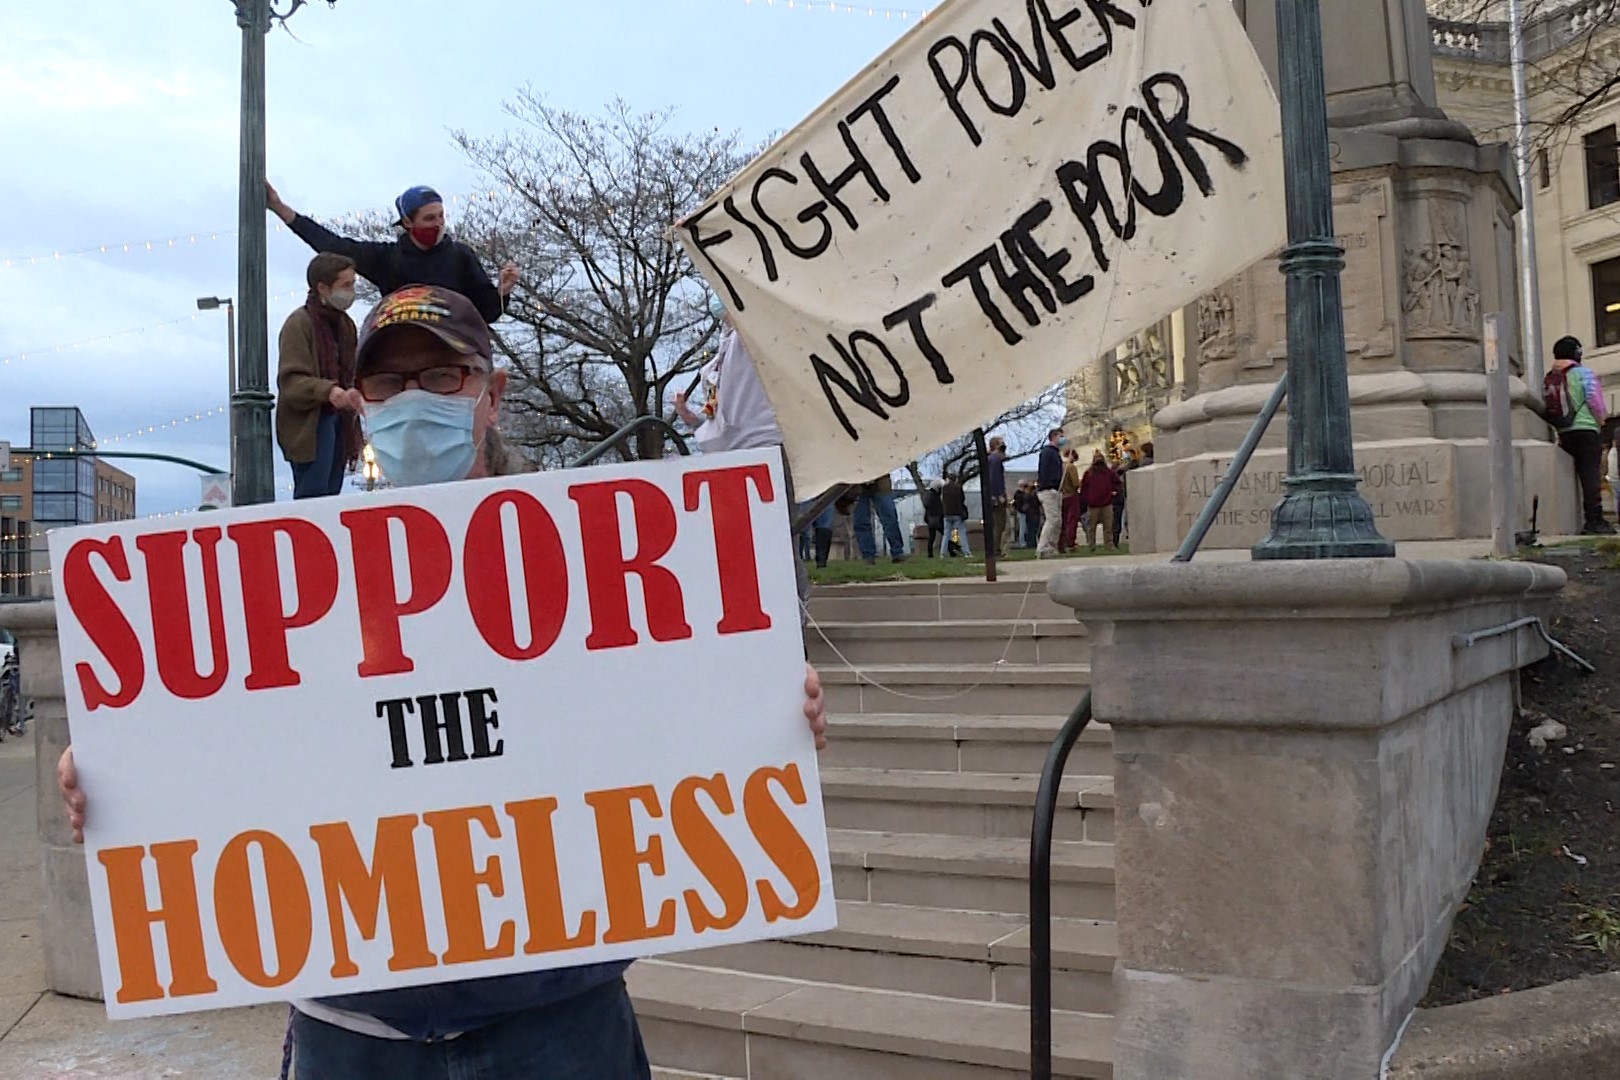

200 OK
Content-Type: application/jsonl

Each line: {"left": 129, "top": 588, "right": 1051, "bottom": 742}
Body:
{"left": 679, "top": 0, "right": 1285, "bottom": 493}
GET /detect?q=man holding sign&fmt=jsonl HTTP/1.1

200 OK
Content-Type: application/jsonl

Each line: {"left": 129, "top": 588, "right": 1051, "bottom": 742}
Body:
{"left": 54, "top": 286, "right": 831, "bottom": 1079}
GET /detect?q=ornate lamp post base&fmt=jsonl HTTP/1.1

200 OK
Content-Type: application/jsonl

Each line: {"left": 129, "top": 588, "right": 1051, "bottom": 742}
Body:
{"left": 1253, "top": 474, "right": 1396, "bottom": 559}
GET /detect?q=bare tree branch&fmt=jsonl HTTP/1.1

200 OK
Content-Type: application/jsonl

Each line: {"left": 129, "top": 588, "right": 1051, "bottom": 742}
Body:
{"left": 402, "top": 98, "right": 767, "bottom": 462}
{"left": 908, "top": 388, "right": 1067, "bottom": 485}
{"left": 1430, "top": 0, "right": 1620, "bottom": 150}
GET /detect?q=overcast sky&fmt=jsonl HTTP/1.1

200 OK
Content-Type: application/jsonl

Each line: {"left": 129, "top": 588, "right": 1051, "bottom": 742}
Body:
{"left": 0, "top": 0, "right": 916, "bottom": 515}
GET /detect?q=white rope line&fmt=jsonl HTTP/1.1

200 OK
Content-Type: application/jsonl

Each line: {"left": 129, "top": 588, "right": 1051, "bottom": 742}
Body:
{"left": 801, "top": 577, "right": 1039, "bottom": 701}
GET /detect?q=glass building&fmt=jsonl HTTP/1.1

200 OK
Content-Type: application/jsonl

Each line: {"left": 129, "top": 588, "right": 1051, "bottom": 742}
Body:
{"left": 28, "top": 407, "right": 98, "bottom": 597}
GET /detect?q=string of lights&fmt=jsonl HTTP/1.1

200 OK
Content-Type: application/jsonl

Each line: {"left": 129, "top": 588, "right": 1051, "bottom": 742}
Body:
{"left": 93, "top": 405, "right": 230, "bottom": 448}
{"left": 737, "top": 0, "right": 931, "bottom": 18}
{"left": 0, "top": 568, "right": 51, "bottom": 582}
{"left": 0, "top": 189, "right": 517, "bottom": 271}
{"left": 0, "top": 288, "right": 306, "bottom": 368}
{"left": 0, "top": 315, "right": 201, "bottom": 367}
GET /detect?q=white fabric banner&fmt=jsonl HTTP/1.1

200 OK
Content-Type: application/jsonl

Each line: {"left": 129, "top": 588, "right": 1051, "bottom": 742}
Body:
{"left": 681, "top": 0, "right": 1285, "bottom": 494}
{"left": 49, "top": 450, "right": 833, "bottom": 1017}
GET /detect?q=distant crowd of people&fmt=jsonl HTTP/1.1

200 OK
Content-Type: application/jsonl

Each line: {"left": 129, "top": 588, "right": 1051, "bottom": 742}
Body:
{"left": 787, "top": 430, "right": 1153, "bottom": 568}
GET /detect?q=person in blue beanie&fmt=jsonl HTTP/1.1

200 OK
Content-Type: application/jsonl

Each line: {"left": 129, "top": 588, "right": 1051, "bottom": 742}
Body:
{"left": 266, "top": 181, "right": 517, "bottom": 325}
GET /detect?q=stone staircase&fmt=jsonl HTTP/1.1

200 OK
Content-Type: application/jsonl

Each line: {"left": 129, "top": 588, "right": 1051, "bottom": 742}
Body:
{"left": 630, "top": 579, "right": 1116, "bottom": 1079}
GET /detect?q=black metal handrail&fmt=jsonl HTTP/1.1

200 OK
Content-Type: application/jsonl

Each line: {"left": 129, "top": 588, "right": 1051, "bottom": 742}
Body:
{"left": 1028, "top": 373, "right": 1287, "bottom": 1079}
{"left": 569, "top": 415, "right": 691, "bottom": 468}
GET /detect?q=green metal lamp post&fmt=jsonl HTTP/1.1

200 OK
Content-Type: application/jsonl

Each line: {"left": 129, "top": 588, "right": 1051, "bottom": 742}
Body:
{"left": 231, "top": 0, "right": 329, "bottom": 508}
{"left": 1252, "top": 0, "right": 1395, "bottom": 561}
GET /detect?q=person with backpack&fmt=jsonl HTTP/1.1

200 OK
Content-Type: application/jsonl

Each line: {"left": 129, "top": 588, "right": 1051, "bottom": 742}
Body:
{"left": 1543, "top": 335, "right": 1615, "bottom": 535}
{"left": 267, "top": 181, "right": 517, "bottom": 324}
{"left": 921, "top": 479, "right": 946, "bottom": 558}
{"left": 942, "top": 472, "right": 972, "bottom": 557}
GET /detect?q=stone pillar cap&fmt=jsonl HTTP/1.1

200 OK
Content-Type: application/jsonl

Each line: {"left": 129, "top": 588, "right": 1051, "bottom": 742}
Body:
{"left": 0, "top": 599, "right": 57, "bottom": 632}
{"left": 1049, "top": 557, "right": 1564, "bottom": 620}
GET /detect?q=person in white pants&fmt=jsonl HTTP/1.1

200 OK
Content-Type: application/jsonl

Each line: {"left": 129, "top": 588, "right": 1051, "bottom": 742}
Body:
{"left": 1035, "top": 428, "right": 1068, "bottom": 557}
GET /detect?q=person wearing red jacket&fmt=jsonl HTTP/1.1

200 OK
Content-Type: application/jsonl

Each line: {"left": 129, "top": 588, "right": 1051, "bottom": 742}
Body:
{"left": 1079, "top": 451, "right": 1123, "bottom": 551}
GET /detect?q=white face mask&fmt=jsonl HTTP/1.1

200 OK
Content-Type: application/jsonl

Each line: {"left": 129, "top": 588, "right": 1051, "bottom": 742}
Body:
{"left": 326, "top": 288, "right": 357, "bottom": 312}
{"left": 364, "top": 388, "right": 483, "bottom": 487}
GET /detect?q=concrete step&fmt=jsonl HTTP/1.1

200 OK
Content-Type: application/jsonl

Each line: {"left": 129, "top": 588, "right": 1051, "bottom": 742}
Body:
{"left": 673, "top": 900, "right": 1116, "bottom": 1016}
{"left": 819, "top": 662, "right": 1091, "bottom": 716}
{"left": 822, "top": 769, "right": 1113, "bottom": 844}
{"left": 808, "top": 580, "right": 1077, "bottom": 624}
{"left": 652, "top": 1071, "right": 740, "bottom": 1080}
{"left": 630, "top": 959, "right": 1112, "bottom": 1079}
{"left": 822, "top": 713, "right": 1114, "bottom": 776}
{"left": 828, "top": 828, "right": 1114, "bottom": 919}
{"left": 806, "top": 618, "right": 1090, "bottom": 667}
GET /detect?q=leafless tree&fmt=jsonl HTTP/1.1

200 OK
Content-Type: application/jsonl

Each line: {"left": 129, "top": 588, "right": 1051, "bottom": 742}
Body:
{"left": 903, "top": 388, "right": 1067, "bottom": 489}
{"left": 1430, "top": 0, "right": 1619, "bottom": 149}
{"left": 441, "top": 96, "right": 758, "bottom": 462}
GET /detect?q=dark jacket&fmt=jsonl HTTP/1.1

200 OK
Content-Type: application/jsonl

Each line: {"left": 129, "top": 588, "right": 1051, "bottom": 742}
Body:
{"left": 318, "top": 962, "right": 631, "bottom": 1042}
{"left": 1080, "top": 464, "right": 1122, "bottom": 508}
{"left": 985, "top": 452, "right": 1007, "bottom": 502}
{"left": 1037, "top": 445, "right": 1063, "bottom": 491}
{"left": 288, "top": 216, "right": 505, "bottom": 324}
{"left": 1112, "top": 465, "right": 1130, "bottom": 506}
{"left": 921, "top": 489, "right": 944, "bottom": 526}
{"left": 942, "top": 481, "right": 968, "bottom": 519}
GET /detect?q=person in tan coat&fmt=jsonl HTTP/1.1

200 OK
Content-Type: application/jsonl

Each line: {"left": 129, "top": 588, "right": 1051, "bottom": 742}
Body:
{"left": 276, "top": 253, "right": 365, "bottom": 498}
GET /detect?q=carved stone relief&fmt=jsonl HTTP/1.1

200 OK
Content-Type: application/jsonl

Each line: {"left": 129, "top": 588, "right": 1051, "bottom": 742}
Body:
{"left": 1112, "top": 319, "right": 1175, "bottom": 406}
{"left": 1255, "top": 180, "right": 1397, "bottom": 368}
{"left": 1402, "top": 199, "right": 1481, "bottom": 340}
{"left": 1196, "top": 289, "right": 1237, "bottom": 363}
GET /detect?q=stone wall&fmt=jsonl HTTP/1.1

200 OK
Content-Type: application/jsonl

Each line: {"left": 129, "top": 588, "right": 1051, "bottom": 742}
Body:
{"left": 0, "top": 600, "right": 100, "bottom": 1000}
{"left": 1050, "top": 557, "right": 1565, "bottom": 1079}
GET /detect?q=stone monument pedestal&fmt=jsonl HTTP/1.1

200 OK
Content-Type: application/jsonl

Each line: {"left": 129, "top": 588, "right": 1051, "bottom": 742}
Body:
{"left": 1128, "top": 10, "right": 1582, "bottom": 554}
{"left": 1049, "top": 558, "right": 1563, "bottom": 1079}
{"left": 1131, "top": 377, "right": 1578, "bottom": 554}
{"left": 0, "top": 600, "right": 102, "bottom": 1001}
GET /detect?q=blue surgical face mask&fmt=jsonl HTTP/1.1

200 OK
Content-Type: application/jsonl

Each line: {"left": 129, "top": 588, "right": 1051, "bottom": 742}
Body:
{"left": 365, "top": 387, "right": 482, "bottom": 488}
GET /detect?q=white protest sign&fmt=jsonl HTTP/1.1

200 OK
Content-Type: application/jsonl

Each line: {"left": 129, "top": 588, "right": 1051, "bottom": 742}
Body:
{"left": 198, "top": 473, "right": 232, "bottom": 510}
{"left": 680, "top": 0, "right": 1286, "bottom": 494}
{"left": 49, "top": 450, "right": 834, "bottom": 1018}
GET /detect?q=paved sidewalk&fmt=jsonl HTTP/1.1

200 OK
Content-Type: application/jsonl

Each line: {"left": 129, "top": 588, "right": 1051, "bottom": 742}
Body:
{"left": 0, "top": 736, "right": 282, "bottom": 1079}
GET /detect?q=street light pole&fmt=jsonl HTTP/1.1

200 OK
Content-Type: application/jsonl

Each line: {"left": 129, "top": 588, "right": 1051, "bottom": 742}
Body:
{"left": 233, "top": 0, "right": 274, "bottom": 507}
{"left": 1508, "top": 0, "right": 1545, "bottom": 388}
{"left": 196, "top": 297, "right": 238, "bottom": 481}
{"left": 1251, "top": 0, "right": 1395, "bottom": 561}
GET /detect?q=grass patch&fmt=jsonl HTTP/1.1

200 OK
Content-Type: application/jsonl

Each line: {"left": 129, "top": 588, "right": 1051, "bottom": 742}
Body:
{"left": 1573, "top": 906, "right": 1620, "bottom": 956}
{"left": 808, "top": 545, "right": 1131, "bottom": 586}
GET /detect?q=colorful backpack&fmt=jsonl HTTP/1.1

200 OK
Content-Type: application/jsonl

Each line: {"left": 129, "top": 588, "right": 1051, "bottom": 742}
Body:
{"left": 1542, "top": 367, "right": 1579, "bottom": 428}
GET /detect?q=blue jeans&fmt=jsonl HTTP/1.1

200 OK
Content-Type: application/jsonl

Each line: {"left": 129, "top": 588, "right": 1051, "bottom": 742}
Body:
{"left": 943, "top": 516, "right": 972, "bottom": 556}
{"left": 292, "top": 977, "right": 651, "bottom": 1080}
{"left": 291, "top": 410, "right": 348, "bottom": 500}
{"left": 853, "top": 492, "right": 904, "bottom": 560}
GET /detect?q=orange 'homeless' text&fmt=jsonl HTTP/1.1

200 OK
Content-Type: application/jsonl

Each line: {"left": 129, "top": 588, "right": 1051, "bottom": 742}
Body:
{"left": 98, "top": 763, "right": 819, "bottom": 1004}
